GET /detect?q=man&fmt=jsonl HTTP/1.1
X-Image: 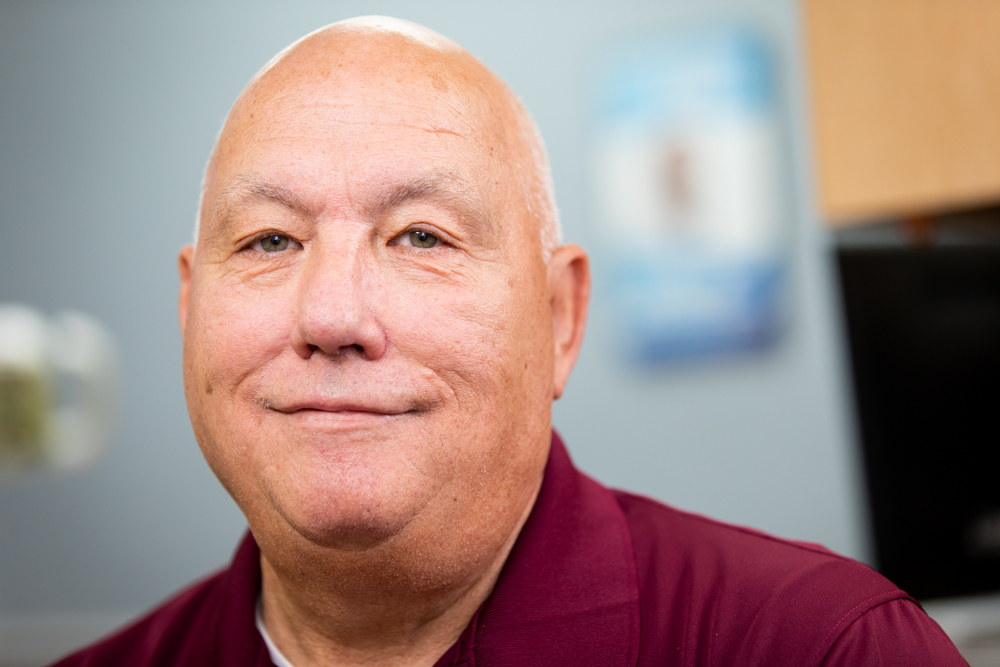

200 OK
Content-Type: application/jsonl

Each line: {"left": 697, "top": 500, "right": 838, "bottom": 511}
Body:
{"left": 55, "top": 16, "right": 965, "bottom": 667}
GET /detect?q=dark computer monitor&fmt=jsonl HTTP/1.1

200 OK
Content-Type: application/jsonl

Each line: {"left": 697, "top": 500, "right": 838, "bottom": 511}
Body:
{"left": 838, "top": 245, "right": 1000, "bottom": 600}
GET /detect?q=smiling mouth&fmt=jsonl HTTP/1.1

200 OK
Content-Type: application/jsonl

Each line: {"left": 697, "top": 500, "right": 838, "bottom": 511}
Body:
{"left": 257, "top": 396, "right": 426, "bottom": 419}
{"left": 287, "top": 407, "right": 409, "bottom": 419}
{"left": 263, "top": 406, "right": 408, "bottom": 432}
{"left": 290, "top": 408, "right": 402, "bottom": 422}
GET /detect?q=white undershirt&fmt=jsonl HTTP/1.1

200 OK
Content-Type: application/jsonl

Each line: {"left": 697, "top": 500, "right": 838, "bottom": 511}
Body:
{"left": 256, "top": 596, "right": 298, "bottom": 667}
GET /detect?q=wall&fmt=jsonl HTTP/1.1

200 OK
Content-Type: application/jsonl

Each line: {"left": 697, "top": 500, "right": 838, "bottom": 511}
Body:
{"left": 0, "top": 0, "right": 864, "bottom": 660}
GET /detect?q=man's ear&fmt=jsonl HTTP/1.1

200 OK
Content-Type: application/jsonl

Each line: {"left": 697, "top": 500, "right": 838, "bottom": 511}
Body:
{"left": 547, "top": 244, "right": 591, "bottom": 400}
{"left": 178, "top": 244, "right": 195, "bottom": 334}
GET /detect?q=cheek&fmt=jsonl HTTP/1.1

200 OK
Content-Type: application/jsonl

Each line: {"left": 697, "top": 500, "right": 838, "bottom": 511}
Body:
{"left": 379, "top": 268, "right": 547, "bottom": 420}
{"left": 189, "top": 280, "right": 295, "bottom": 395}
{"left": 184, "top": 279, "right": 296, "bottom": 481}
{"left": 385, "top": 278, "right": 508, "bottom": 386}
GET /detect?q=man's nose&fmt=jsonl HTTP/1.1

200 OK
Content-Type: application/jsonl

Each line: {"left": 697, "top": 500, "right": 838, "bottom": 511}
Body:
{"left": 290, "top": 237, "right": 387, "bottom": 361}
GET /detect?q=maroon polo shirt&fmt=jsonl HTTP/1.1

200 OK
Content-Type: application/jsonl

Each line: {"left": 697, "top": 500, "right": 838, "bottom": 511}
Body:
{"left": 53, "top": 433, "right": 966, "bottom": 666}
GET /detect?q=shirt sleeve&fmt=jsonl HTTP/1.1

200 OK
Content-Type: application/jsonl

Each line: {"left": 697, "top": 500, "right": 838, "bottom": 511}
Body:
{"left": 821, "top": 598, "right": 969, "bottom": 667}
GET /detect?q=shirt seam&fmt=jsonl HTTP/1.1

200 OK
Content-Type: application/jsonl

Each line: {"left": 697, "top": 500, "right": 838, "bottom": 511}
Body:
{"left": 810, "top": 592, "right": 909, "bottom": 666}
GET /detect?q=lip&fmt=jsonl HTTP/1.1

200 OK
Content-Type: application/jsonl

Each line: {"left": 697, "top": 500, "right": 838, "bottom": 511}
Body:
{"left": 262, "top": 397, "right": 414, "bottom": 417}
{"left": 267, "top": 407, "right": 403, "bottom": 435}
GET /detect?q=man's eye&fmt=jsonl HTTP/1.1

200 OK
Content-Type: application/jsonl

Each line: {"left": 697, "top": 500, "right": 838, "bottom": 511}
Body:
{"left": 253, "top": 234, "right": 293, "bottom": 252}
{"left": 405, "top": 230, "right": 439, "bottom": 248}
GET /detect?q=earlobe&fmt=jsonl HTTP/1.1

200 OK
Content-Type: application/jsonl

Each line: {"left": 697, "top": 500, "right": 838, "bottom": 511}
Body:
{"left": 547, "top": 244, "right": 591, "bottom": 400}
{"left": 178, "top": 244, "right": 195, "bottom": 334}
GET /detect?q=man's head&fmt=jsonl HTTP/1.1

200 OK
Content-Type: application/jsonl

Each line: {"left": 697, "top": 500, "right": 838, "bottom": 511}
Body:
{"left": 178, "top": 17, "right": 589, "bottom": 580}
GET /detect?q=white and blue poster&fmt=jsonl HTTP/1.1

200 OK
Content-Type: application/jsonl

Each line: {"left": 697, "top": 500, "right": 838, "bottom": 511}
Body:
{"left": 591, "top": 25, "right": 787, "bottom": 364}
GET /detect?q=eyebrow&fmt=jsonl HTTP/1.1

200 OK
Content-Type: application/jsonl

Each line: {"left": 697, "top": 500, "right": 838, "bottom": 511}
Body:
{"left": 363, "top": 171, "right": 494, "bottom": 233}
{"left": 208, "top": 178, "right": 315, "bottom": 241}
{"left": 210, "top": 171, "right": 497, "bottom": 246}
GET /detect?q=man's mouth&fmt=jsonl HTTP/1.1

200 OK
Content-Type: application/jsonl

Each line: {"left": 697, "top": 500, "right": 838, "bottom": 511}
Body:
{"left": 257, "top": 395, "right": 421, "bottom": 418}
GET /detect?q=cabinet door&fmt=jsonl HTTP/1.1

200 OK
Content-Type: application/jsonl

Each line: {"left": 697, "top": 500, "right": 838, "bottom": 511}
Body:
{"left": 803, "top": 0, "right": 1000, "bottom": 224}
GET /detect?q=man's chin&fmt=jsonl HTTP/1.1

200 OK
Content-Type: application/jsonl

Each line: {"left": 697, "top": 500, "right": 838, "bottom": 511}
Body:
{"left": 239, "top": 441, "right": 447, "bottom": 551}
{"left": 265, "top": 489, "right": 430, "bottom": 552}
{"left": 287, "top": 518, "right": 404, "bottom": 551}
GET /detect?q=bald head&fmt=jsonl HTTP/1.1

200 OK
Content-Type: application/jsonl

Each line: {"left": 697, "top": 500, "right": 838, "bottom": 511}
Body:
{"left": 197, "top": 16, "right": 561, "bottom": 259}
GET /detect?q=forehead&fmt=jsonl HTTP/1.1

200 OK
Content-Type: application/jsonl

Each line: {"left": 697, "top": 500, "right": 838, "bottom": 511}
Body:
{"left": 209, "top": 37, "right": 513, "bottom": 218}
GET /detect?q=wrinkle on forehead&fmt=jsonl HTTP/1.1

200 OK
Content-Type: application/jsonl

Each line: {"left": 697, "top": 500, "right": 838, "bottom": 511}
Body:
{"left": 227, "top": 96, "right": 486, "bottom": 143}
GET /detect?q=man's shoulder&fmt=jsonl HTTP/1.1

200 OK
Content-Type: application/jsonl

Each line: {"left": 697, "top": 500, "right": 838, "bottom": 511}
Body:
{"left": 50, "top": 570, "right": 229, "bottom": 667}
{"left": 614, "top": 488, "right": 885, "bottom": 585}
{"left": 611, "top": 489, "right": 933, "bottom": 665}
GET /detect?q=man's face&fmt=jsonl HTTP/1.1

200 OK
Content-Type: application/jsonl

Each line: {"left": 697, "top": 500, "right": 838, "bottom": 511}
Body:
{"left": 179, "top": 35, "right": 559, "bottom": 556}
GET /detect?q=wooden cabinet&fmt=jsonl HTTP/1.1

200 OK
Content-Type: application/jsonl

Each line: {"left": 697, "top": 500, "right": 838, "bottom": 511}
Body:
{"left": 803, "top": 0, "right": 1000, "bottom": 225}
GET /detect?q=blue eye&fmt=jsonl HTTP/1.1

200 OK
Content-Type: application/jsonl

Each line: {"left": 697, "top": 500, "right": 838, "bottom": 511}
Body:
{"left": 408, "top": 230, "right": 438, "bottom": 248}
{"left": 258, "top": 234, "right": 290, "bottom": 252}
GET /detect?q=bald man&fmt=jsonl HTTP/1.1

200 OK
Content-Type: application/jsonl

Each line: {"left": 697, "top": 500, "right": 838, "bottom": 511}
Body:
{"left": 54, "top": 17, "right": 965, "bottom": 667}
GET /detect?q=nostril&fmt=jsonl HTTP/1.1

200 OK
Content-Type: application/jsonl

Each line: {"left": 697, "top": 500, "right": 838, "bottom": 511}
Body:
{"left": 352, "top": 344, "right": 364, "bottom": 353}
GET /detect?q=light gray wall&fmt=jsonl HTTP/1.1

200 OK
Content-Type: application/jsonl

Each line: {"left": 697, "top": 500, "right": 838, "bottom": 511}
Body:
{"left": 0, "top": 0, "right": 866, "bottom": 631}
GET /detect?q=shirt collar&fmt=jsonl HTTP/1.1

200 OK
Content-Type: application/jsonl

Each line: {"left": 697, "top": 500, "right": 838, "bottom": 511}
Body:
{"left": 438, "top": 431, "right": 640, "bottom": 667}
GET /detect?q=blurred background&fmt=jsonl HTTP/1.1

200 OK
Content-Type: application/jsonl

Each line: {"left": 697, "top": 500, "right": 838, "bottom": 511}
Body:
{"left": 1, "top": 1, "right": 997, "bottom": 664}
